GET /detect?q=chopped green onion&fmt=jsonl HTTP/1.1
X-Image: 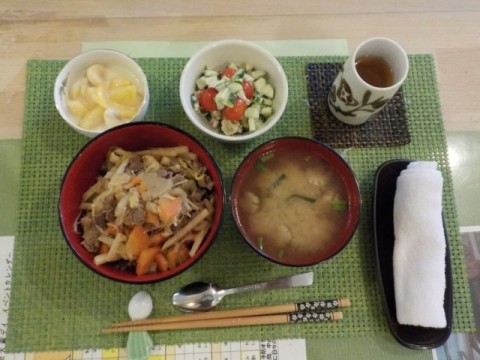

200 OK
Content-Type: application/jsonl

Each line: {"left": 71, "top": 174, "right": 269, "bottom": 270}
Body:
{"left": 260, "top": 153, "right": 275, "bottom": 163}
{"left": 277, "top": 249, "right": 285, "bottom": 258}
{"left": 286, "top": 194, "right": 316, "bottom": 203}
{"left": 255, "top": 153, "right": 275, "bottom": 172}
{"left": 331, "top": 199, "right": 348, "bottom": 211}
{"left": 228, "top": 92, "right": 237, "bottom": 103}
{"left": 269, "top": 173, "right": 286, "bottom": 190}
{"left": 255, "top": 160, "right": 268, "bottom": 172}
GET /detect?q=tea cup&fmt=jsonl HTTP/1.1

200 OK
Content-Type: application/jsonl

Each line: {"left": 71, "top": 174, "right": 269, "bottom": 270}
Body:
{"left": 328, "top": 37, "right": 409, "bottom": 125}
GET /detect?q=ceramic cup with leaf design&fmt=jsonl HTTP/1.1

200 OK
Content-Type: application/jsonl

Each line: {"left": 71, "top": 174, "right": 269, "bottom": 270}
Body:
{"left": 328, "top": 37, "right": 409, "bottom": 125}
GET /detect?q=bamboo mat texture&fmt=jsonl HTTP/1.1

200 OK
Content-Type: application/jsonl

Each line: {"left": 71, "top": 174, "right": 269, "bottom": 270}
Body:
{"left": 6, "top": 55, "right": 474, "bottom": 352}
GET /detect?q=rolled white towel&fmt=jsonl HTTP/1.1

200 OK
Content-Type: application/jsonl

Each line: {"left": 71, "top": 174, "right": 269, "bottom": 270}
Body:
{"left": 393, "top": 161, "right": 446, "bottom": 328}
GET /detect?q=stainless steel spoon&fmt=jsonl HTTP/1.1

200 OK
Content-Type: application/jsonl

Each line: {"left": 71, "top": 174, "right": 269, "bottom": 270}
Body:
{"left": 172, "top": 272, "right": 314, "bottom": 312}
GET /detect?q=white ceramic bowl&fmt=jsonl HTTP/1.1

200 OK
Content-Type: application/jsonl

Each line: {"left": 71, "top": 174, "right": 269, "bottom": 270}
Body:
{"left": 179, "top": 39, "right": 288, "bottom": 143}
{"left": 54, "top": 49, "right": 150, "bottom": 137}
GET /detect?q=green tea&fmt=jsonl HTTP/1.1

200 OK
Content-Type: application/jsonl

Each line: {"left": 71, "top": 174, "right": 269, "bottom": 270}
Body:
{"left": 355, "top": 54, "right": 394, "bottom": 87}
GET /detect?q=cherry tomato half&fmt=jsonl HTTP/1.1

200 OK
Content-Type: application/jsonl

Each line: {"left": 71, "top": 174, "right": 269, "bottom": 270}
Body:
{"left": 242, "top": 80, "right": 254, "bottom": 99}
{"left": 197, "top": 88, "right": 218, "bottom": 112}
{"left": 221, "top": 67, "right": 237, "bottom": 78}
{"left": 222, "top": 98, "right": 247, "bottom": 121}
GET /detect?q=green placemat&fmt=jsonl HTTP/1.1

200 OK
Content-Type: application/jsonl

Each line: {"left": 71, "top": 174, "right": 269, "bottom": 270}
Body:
{"left": 0, "top": 139, "right": 21, "bottom": 236}
{"left": 7, "top": 56, "right": 475, "bottom": 352}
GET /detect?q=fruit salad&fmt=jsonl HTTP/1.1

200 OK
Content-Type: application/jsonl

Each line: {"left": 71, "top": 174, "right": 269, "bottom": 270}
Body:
{"left": 67, "top": 64, "right": 144, "bottom": 131}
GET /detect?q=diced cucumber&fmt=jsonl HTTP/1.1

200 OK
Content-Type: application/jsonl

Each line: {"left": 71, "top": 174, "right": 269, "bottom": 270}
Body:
{"left": 254, "top": 78, "right": 275, "bottom": 98}
{"left": 262, "top": 84, "right": 274, "bottom": 99}
{"left": 204, "top": 75, "right": 221, "bottom": 88}
{"left": 263, "top": 98, "right": 273, "bottom": 106}
{"left": 243, "top": 73, "right": 255, "bottom": 83}
{"left": 251, "top": 69, "right": 267, "bottom": 79}
{"left": 214, "top": 77, "right": 228, "bottom": 91}
{"left": 195, "top": 77, "right": 207, "bottom": 90}
{"left": 254, "top": 78, "right": 267, "bottom": 92}
{"left": 214, "top": 81, "right": 227, "bottom": 91}
{"left": 227, "top": 82, "right": 243, "bottom": 94}
{"left": 248, "top": 117, "right": 256, "bottom": 132}
{"left": 244, "top": 105, "right": 260, "bottom": 120}
{"left": 203, "top": 69, "right": 218, "bottom": 77}
{"left": 215, "top": 87, "right": 237, "bottom": 109}
{"left": 260, "top": 106, "right": 273, "bottom": 117}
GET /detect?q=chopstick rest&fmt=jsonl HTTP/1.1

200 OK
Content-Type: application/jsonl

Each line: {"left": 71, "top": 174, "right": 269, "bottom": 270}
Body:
{"left": 103, "top": 298, "right": 350, "bottom": 334}
{"left": 393, "top": 161, "right": 446, "bottom": 328}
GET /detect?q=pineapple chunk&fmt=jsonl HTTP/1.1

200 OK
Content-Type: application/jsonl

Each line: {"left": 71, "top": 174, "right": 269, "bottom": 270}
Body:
{"left": 110, "top": 103, "right": 137, "bottom": 120}
{"left": 67, "top": 100, "right": 89, "bottom": 117}
{"left": 86, "top": 64, "right": 107, "bottom": 86}
{"left": 109, "top": 84, "right": 138, "bottom": 107}
{"left": 110, "top": 76, "right": 132, "bottom": 89}
{"left": 79, "top": 106, "right": 105, "bottom": 130}
{"left": 69, "top": 78, "right": 88, "bottom": 99}
{"left": 88, "top": 85, "right": 109, "bottom": 108}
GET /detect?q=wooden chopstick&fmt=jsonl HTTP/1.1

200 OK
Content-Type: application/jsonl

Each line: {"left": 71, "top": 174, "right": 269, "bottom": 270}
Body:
{"left": 103, "top": 310, "right": 343, "bottom": 333}
{"left": 103, "top": 298, "right": 350, "bottom": 334}
{"left": 110, "top": 298, "right": 350, "bottom": 328}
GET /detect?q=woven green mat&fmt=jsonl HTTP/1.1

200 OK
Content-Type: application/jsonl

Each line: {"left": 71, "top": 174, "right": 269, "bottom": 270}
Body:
{"left": 7, "top": 56, "right": 475, "bottom": 352}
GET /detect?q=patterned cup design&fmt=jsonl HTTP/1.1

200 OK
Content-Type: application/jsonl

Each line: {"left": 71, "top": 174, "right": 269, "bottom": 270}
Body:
{"left": 328, "top": 37, "right": 409, "bottom": 125}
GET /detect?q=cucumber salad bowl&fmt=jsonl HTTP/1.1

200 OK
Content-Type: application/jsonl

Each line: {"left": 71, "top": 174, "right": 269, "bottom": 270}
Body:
{"left": 180, "top": 39, "right": 288, "bottom": 143}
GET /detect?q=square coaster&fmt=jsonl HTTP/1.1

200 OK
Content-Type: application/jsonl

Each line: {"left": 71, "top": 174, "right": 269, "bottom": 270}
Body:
{"left": 306, "top": 63, "right": 410, "bottom": 147}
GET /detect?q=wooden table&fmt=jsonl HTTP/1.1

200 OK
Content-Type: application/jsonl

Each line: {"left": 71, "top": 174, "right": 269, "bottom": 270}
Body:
{"left": 1, "top": 0, "right": 480, "bottom": 139}
{"left": 1, "top": 2, "right": 480, "bottom": 359}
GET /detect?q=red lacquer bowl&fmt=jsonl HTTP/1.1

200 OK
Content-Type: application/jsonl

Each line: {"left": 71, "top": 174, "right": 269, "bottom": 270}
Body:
{"left": 59, "top": 122, "right": 225, "bottom": 284}
{"left": 231, "top": 137, "right": 361, "bottom": 266}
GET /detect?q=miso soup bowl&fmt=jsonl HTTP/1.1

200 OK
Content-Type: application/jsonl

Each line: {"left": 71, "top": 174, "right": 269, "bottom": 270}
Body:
{"left": 231, "top": 137, "right": 361, "bottom": 266}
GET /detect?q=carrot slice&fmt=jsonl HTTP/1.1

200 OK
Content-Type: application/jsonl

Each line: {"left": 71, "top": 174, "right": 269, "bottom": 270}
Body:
{"left": 177, "top": 244, "right": 190, "bottom": 266}
{"left": 130, "top": 176, "right": 142, "bottom": 186}
{"left": 136, "top": 246, "right": 161, "bottom": 276}
{"left": 126, "top": 224, "right": 149, "bottom": 260}
{"left": 166, "top": 249, "right": 179, "bottom": 269}
{"left": 145, "top": 211, "right": 160, "bottom": 227}
{"left": 150, "top": 232, "right": 167, "bottom": 246}
{"left": 157, "top": 197, "right": 183, "bottom": 223}
{"left": 99, "top": 243, "right": 110, "bottom": 255}
{"left": 155, "top": 253, "right": 169, "bottom": 273}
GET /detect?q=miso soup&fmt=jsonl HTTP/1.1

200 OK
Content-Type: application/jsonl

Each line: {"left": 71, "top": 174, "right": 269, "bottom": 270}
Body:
{"left": 234, "top": 146, "right": 352, "bottom": 264}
